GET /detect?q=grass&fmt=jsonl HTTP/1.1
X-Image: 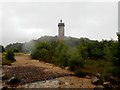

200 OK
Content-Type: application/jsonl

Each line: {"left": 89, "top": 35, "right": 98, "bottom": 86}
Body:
{"left": 76, "top": 59, "right": 113, "bottom": 78}
{"left": 15, "top": 53, "right": 29, "bottom": 56}
{"left": 72, "top": 59, "right": 114, "bottom": 83}
{"left": 83, "top": 60, "right": 112, "bottom": 75}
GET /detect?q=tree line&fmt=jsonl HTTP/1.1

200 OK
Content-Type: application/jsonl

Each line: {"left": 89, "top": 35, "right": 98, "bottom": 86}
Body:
{"left": 1, "top": 35, "right": 120, "bottom": 77}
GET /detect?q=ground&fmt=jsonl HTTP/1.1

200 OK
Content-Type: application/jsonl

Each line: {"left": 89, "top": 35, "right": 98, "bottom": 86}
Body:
{"left": 2, "top": 54, "right": 96, "bottom": 88}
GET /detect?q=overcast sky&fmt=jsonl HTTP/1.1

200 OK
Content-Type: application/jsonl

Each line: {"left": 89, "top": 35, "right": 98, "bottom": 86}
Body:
{"left": 0, "top": 1, "right": 118, "bottom": 46}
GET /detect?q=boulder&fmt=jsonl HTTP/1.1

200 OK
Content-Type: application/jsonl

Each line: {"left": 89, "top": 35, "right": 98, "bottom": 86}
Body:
{"left": 103, "top": 82, "right": 111, "bottom": 88}
{"left": 91, "top": 77, "right": 100, "bottom": 85}
{"left": 65, "top": 67, "right": 69, "bottom": 70}
{"left": 85, "top": 75, "right": 91, "bottom": 79}
{"left": 108, "top": 76, "right": 120, "bottom": 84}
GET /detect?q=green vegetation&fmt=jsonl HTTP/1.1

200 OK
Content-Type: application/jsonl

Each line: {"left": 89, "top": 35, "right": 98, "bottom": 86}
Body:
{"left": 2, "top": 50, "right": 16, "bottom": 65}
{"left": 111, "top": 33, "right": 120, "bottom": 76}
{"left": 30, "top": 35, "right": 119, "bottom": 79}
{"left": 31, "top": 41, "right": 52, "bottom": 62}
{"left": 31, "top": 41, "right": 71, "bottom": 66}
{"left": 2, "top": 56, "right": 14, "bottom": 65}
{"left": 83, "top": 59, "right": 112, "bottom": 75}
{"left": 3, "top": 35, "right": 120, "bottom": 78}
{"left": 5, "top": 50, "right": 15, "bottom": 61}
{"left": 68, "top": 49, "right": 84, "bottom": 71}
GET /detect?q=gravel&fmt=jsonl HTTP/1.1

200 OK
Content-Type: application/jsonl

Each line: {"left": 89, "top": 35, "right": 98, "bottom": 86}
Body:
{"left": 2, "top": 66, "right": 70, "bottom": 87}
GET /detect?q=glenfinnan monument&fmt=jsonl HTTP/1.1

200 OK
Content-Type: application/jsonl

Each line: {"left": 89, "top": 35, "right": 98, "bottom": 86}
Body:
{"left": 58, "top": 20, "right": 65, "bottom": 40}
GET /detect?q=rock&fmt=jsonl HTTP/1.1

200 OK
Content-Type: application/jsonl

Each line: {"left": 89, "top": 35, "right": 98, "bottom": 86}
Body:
{"left": 108, "top": 76, "right": 120, "bottom": 84}
{"left": 103, "top": 82, "right": 111, "bottom": 88}
{"left": 59, "top": 80, "right": 65, "bottom": 85}
{"left": 91, "top": 77, "right": 100, "bottom": 85}
{"left": 65, "top": 67, "right": 69, "bottom": 70}
{"left": 7, "top": 77, "right": 20, "bottom": 85}
{"left": 70, "top": 83, "right": 74, "bottom": 85}
{"left": 85, "top": 75, "right": 91, "bottom": 79}
{"left": 96, "top": 73, "right": 100, "bottom": 78}
{"left": 44, "top": 69, "right": 49, "bottom": 73}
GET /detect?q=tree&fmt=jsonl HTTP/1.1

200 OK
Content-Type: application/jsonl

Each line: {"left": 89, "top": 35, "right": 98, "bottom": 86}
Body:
{"left": 117, "top": 33, "right": 120, "bottom": 62}
{"left": 111, "top": 33, "right": 120, "bottom": 76}
{"left": 103, "top": 45, "right": 113, "bottom": 61}
{"left": 5, "top": 43, "right": 23, "bottom": 52}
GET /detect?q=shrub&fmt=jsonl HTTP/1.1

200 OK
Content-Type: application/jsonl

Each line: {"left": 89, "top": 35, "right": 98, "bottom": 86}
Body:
{"left": 54, "top": 41, "right": 70, "bottom": 66}
{"left": 31, "top": 41, "right": 70, "bottom": 65}
{"left": 5, "top": 50, "right": 15, "bottom": 61}
{"left": 68, "top": 50, "right": 85, "bottom": 71}
{"left": 13, "top": 48, "right": 19, "bottom": 53}
{"left": 31, "top": 42, "right": 52, "bottom": 62}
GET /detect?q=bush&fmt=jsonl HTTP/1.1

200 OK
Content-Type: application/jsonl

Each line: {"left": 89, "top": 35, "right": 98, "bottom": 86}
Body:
{"left": 54, "top": 41, "right": 70, "bottom": 66}
{"left": 31, "top": 41, "right": 70, "bottom": 65}
{"left": 68, "top": 50, "right": 85, "bottom": 71}
{"left": 5, "top": 50, "right": 15, "bottom": 61}
{"left": 13, "top": 48, "right": 19, "bottom": 53}
{"left": 31, "top": 42, "right": 52, "bottom": 62}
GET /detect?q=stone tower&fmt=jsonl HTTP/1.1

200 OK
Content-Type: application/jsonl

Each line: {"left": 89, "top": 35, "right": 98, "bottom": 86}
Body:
{"left": 58, "top": 20, "right": 65, "bottom": 40}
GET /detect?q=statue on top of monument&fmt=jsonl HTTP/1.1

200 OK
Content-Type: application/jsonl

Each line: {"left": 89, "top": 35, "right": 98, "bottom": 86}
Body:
{"left": 60, "top": 19, "right": 62, "bottom": 23}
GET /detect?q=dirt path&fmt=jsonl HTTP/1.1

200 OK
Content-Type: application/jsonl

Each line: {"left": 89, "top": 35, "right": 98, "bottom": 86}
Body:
{"left": 7, "top": 54, "right": 95, "bottom": 88}
{"left": 12, "top": 54, "right": 73, "bottom": 74}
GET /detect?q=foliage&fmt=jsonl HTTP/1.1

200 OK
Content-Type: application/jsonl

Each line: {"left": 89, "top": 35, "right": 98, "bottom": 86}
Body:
{"left": 5, "top": 50, "right": 15, "bottom": 61}
{"left": 4, "top": 35, "right": 120, "bottom": 77}
{"left": 53, "top": 41, "right": 70, "bottom": 66}
{"left": 5, "top": 43, "right": 23, "bottom": 52}
{"left": 31, "top": 42, "right": 51, "bottom": 62}
{"left": 111, "top": 33, "right": 120, "bottom": 77}
{"left": 2, "top": 53, "right": 15, "bottom": 65}
{"left": 68, "top": 49, "right": 84, "bottom": 71}
{"left": 13, "top": 48, "right": 19, "bottom": 53}
{"left": 31, "top": 41, "right": 70, "bottom": 66}
{"left": 103, "top": 45, "right": 113, "bottom": 61}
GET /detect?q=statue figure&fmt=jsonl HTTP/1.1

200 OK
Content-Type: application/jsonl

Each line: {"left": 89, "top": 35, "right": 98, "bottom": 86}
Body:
{"left": 60, "top": 19, "right": 62, "bottom": 23}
